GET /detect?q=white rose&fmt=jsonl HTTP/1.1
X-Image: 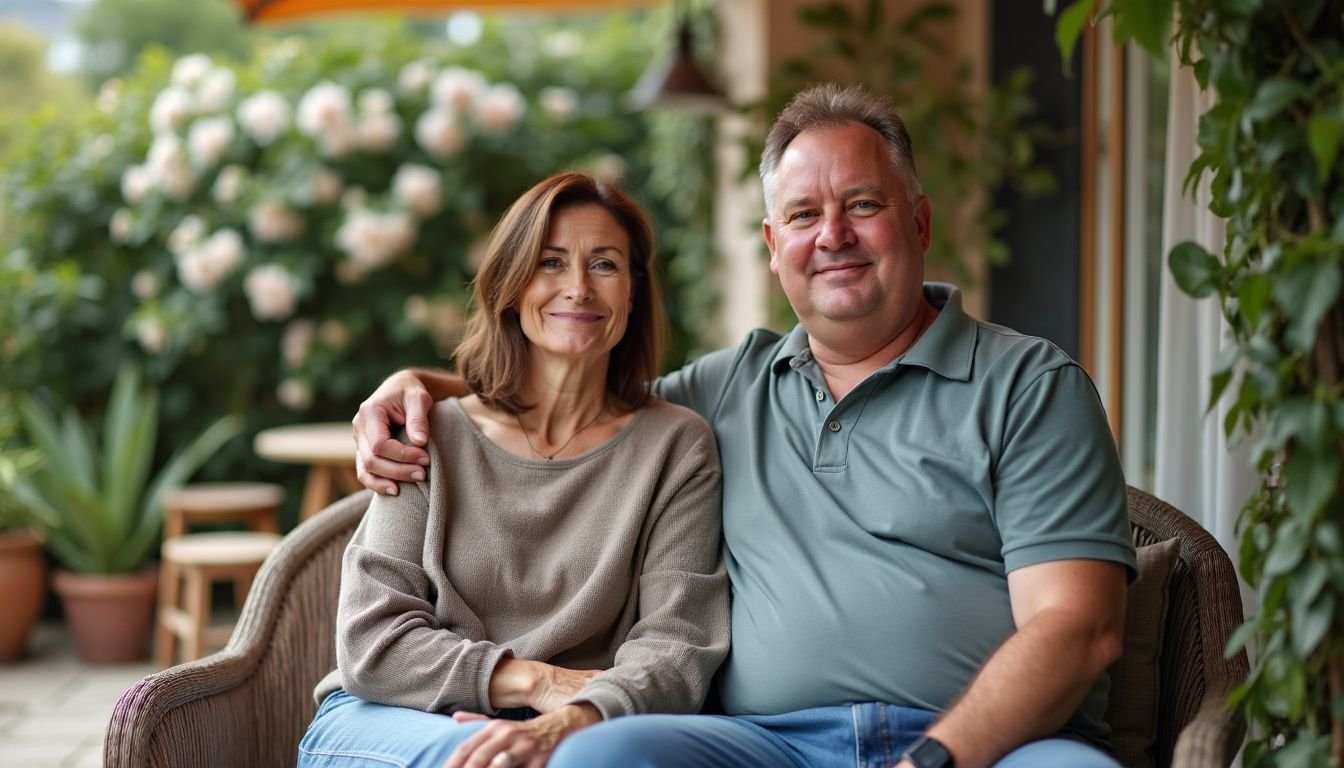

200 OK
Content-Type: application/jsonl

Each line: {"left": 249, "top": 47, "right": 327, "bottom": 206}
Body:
{"left": 429, "top": 299, "right": 465, "bottom": 354}
{"left": 150, "top": 87, "right": 194, "bottom": 135}
{"left": 187, "top": 116, "right": 235, "bottom": 168}
{"left": 281, "top": 318, "right": 315, "bottom": 367}
{"left": 310, "top": 168, "right": 344, "bottom": 205}
{"left": 131, "top": 270, "right": 159, "bottom": 300}
{"left": 237, "top": 91, "right": 291, "bottom": 146}
{"left": 171, "top": 54, "right": 212, "bottom": 89}
{"left": 358, "top": 88, "right": 394, "bottom": 114}
{"left": 248, "top": 199, "right": 305, "bottom": 243}
{"left": 592, "top": 153, "right": 627, "bottom": 182}
{"left": 177, "top": 227, "right": 244, "bottom": 292}
{"left": 196, "top": 67, "right": 236, "bottom": 113}
{"left": 276, "top": 378, "right": 312, "bottom": 410}
{"left": 543, "top": 30, "right": 581, "bottom": 59}
{"left": 430, "top": 67, "right": 486, "bottom": 112}
{"left": 404, "top": 295, "right": 429, "bottom": 326}
{"left": 146, "top": 134, "right": 196, "bottom": 199}
{"left": 357, "top": 111, "right": 402, "bottom": 153}
{"left": 341, "top": 186, "right": 367, "bottom": 210}
{"left": 109, "top": 208, "right": 134, "bottom": 244}
{"left": 398, "top": 59, "right": 435, "bottom": 96}
{"left": 335, "top": 260, "right": 367, "bottom": 285}
{"left": 244, "top": 264, "right": 301, "bottom": 321}
{"left": 414, "top": 108, "right": 466, "bottom": 158}
{"left": 539, "top": 87, "right": 577, "bottom": 122}
{"left": 297, "top": 81, "right": 353, "bottom": 137}
{"left": 335, "top": 207, "right": 416, "bottom": 269}
{"left": 158, "top": 163, "right": 196, "bottom": 201}
{"left": 97, "top": 80, "right": 122, "bottom": 114}
{"left": 168, "top": 215, "right": 206, "bottom": 256}
{"left": 213, "top": 164, "right": 246, "bottom": 204}
{"left": 391, "top": 164, "right": 442, "bottom": 217}
{"left": 136, "top": 316, "right": 169, "bottom": 354}
{"left": 473, "top": 83, "right": 526, "bottom": 135}
{"left": 121, "top": 165, "right": 152, "bottom": 204}
{"left": 318, "top": 319, "right": 349, "bottom": 349}
{"left": 319, "top": 124, "right": 358, "bottom": 158}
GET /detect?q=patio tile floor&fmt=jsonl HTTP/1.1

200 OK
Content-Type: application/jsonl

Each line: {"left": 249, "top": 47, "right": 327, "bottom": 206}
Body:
{"left": 0, "top": 623, "right": 155, "bottom": 768}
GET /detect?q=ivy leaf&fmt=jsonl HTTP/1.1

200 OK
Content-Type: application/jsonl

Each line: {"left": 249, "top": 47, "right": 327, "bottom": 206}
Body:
{"left": 1054, "top": 0, "right": 1093, "bottom": 73}
{"left": 1168, "top": 241, "right": 1220, "bottom": 298}
{"left": 1307, "top": 109, "right": 1340, "bottom": 184}
{"left": 1109, "top": 0, "right": 1172, "bottom": 59}
{"left": 1272, "top": 261, "right": 1342, "bottom": 353}
{"left": 1245, "top": 78, "right": 1307, "bottom": 122}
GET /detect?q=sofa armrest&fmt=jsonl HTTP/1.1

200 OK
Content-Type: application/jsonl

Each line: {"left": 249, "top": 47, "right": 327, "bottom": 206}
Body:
{"left": 1171, "top": 697, "right": 1245, "bottom": 768}
{"left": 105, "top": 491, "right": 370, "bottom": 768}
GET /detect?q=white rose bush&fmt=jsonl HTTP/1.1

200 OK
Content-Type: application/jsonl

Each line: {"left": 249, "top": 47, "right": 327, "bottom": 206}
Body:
{"left": 2, "top": 19, "right": 718, "bottom": 487}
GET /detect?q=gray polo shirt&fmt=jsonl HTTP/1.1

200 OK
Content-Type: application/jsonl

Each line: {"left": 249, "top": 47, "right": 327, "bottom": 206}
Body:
{"left": 655, "top": 283, "right": 1135, "bottom": 745}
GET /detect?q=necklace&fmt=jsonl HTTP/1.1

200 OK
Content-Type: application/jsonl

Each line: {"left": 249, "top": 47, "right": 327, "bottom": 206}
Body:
{"left": 514, "top": 403, "right": 606, "bottom": 461}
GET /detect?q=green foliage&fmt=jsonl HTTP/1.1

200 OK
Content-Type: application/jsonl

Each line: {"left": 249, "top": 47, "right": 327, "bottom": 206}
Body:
{"left": 1059, "top": 0, "right": 1344, "bottom": 762}
{"left": 747, "top": 0, "right": 1054, "bottom": 322}
{"left": 1, "top": 15, "right": 718, "bottom": 508}
{"left": 16, "top": 366, "right": 243, "bottom": 574}
{"left": 0, "top": 24, "right": 87, "bottom": 160}
{"left": 74, "top": 0, "right": 253, "bottom": 85}
{"left": 0, "top": 393, "right": 46, "bottom": 532}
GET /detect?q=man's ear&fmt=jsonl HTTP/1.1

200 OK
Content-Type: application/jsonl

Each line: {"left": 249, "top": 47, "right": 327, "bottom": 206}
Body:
{"left": 763, "top": 217, "right": 779, "bottom": 274}
{"left": 913, "top": 195, "right": 933, "bottom": 253}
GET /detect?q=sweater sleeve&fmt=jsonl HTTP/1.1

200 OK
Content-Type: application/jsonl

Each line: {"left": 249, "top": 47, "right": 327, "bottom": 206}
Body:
{"left": 571, "top": 429, "right": 730, "bottom": 718}
{"left": 335, "top": 480, "right": 511, "bottom": 714}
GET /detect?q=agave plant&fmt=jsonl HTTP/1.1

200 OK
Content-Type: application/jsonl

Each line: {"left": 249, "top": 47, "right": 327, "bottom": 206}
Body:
{"left": 16, "top": 366, "right": 241, "bottom": 574}
{"left": 0, "top": 393, "right": 46, "bottom": 532}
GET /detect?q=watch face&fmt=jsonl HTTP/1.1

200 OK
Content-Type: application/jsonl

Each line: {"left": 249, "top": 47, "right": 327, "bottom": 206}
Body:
{"left": 904, "top": 735, "right": 954, "bottom": 768}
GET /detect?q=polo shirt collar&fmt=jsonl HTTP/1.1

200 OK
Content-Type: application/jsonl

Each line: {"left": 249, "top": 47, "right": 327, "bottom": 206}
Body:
{"left": 769, "top": 282, "right": 977, "bottom": 382}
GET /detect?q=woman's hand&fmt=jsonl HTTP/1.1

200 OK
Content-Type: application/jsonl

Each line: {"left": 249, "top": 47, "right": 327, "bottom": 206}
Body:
{"left": 352, "top": 369, "right": 434, "bottom": 495}
{"left": 488, "top": 659, "right": 600, "bottom": 713}
{"left": 443, "top": 703, "right": 601, "bottom": 768}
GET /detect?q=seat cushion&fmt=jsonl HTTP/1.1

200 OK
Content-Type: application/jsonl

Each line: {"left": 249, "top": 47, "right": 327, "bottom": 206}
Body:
{"left": 1106, "top": 537, "right": 1182, "bottom": 768}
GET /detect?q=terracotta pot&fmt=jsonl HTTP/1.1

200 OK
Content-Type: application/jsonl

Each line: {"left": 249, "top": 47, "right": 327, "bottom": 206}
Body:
{"left": 0, "top": 528, "right": 47, "bottom": 661}
{"left": 52, "top": 566, "right": 158, "bottom": 664}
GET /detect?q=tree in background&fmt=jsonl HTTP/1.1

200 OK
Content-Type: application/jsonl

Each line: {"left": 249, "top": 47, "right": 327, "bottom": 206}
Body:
{"left": 74, "top": 0, "right": 252, "bottom": 85}
{"left": 0, "top": 24, "right": 85, "bottom": 160}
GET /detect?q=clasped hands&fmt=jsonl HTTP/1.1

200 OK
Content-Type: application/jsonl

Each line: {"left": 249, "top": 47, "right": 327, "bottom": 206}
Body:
{"left": 443, "top": 659, "right": 602, "bottom": 768}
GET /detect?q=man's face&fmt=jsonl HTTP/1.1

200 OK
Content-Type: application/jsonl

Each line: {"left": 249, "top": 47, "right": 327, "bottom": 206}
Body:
{"left": 763, "top": 122, "right": 931, "bottom": 339}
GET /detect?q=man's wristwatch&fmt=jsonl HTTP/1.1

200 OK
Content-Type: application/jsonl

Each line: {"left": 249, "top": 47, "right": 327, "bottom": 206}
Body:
{"left": 902, "top": 735, "right": 955, "bottom": 768}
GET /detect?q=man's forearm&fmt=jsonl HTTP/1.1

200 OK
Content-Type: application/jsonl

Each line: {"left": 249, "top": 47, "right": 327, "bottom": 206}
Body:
{"left": 406, "top": 367, "right": 469, "bottom": 401}
{"left": 918, "top": 607, "right": 1123, "bottom": 768}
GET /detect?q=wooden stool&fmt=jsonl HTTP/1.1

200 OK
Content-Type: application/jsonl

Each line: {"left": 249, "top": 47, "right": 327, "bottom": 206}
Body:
{"left": 163, "top": 482, "right": 284, "bottom": 539}
{"left": 155, "top": 531, "right": 282, "bottom": 667}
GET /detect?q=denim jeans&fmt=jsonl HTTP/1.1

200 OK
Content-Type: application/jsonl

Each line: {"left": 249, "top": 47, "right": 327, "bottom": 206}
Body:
{"left": 299, "top": 691, "right": 1120, "bottom": 768}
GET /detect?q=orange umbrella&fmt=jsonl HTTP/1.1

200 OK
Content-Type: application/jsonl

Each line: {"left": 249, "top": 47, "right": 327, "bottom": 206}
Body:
{"left": 237, "top": 0, "right": 660, "bottom": 24}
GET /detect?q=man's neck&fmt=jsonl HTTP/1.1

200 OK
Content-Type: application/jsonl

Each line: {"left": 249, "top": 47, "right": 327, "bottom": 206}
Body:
{"left": 808, "top": 300, "right": 938, "bottom": 401}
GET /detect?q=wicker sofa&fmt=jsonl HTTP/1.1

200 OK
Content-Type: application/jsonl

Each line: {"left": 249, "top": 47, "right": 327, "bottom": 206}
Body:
{"left": 105, "top": 487, "right": 1249, "bottom": 767}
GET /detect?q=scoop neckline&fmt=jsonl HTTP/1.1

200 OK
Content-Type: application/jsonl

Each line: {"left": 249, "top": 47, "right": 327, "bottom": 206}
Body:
{"left": 447, "top": 397, "right": 650, "bottom": 468}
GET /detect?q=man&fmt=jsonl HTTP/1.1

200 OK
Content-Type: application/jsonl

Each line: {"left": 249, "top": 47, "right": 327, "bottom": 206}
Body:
{"left": 352, "top": 84, "right": 1134, "bottom": 768}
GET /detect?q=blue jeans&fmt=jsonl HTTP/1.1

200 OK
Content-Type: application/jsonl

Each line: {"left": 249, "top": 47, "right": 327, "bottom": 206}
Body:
{"left": 299, "top": 691, "right": 1119, "bottom": 768}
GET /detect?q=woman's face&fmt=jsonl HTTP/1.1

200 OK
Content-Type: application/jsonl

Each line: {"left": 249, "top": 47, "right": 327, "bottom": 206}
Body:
{"left": 517, "top": 203, "right": 634, "bottom": 364}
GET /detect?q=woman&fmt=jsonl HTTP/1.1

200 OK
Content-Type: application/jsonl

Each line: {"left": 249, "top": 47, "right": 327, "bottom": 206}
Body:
{"left": 298, "top": 173, "right": 729, "bottom": 768}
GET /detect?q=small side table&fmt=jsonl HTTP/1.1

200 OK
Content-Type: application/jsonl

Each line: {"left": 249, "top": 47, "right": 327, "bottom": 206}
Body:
{"left": 254, "top": 422, "right": 361, "bottom": 522}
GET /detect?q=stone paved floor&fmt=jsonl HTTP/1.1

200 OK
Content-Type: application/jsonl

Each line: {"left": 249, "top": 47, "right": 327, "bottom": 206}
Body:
{"left": 0, "top": 623, "right": 155, "bottom": 768}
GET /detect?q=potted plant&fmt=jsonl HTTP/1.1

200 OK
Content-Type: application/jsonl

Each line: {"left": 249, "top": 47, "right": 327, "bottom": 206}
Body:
{"left": 0, "top": 394, "right": 48, "bottom": 661}
{"left": 16, "top": 365, "right": 241, "bottom": 663}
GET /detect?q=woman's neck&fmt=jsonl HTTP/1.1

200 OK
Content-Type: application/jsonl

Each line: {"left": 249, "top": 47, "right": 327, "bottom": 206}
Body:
{"left": 516, "top": 354, "right": 610, "bottom": 440}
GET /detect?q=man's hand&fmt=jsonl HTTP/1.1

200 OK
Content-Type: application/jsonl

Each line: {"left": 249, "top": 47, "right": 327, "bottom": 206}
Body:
{"left": 443, "top": 703, "right": 601, "bottom": 768}
{"left": 352, "top": 370, "right": 435, "bottom": 495}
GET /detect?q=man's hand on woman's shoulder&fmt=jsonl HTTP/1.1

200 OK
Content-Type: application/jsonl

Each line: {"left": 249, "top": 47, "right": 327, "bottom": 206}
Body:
{"left": 353, "top": 369, "right": 435, "bottom": 495}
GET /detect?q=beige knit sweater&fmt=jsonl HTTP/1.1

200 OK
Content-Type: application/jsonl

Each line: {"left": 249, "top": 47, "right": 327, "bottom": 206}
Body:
{"left": 313, "top": 398, "right": 729, "bottom": 720}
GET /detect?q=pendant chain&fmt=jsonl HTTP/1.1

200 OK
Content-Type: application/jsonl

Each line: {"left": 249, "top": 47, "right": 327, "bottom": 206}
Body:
{"left": 514, "top": 402, "right": 606, "bottom": 461}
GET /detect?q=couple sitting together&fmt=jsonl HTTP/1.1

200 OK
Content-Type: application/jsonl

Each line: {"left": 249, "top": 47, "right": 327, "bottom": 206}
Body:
{"left": 297, "top": 84, "right": 1135, "bottom": 768}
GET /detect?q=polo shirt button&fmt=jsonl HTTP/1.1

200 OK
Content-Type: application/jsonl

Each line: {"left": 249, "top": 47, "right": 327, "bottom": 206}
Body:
{"left": 827, "top": 420, "right": 841, "bottom": 432}
{"left": 815, "top": 390, "right": 825, "bottom": 401}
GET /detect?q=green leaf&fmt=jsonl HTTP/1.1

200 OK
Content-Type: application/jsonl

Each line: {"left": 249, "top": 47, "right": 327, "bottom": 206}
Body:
{"left": 1225, "top": 618, "right": 1258, "bottom": 657}
{"left": 1284, "top": 449, "right": 1340, "bottom": 521}
{"left": 1264, "top": 520, "right": 1307, "bottom": 576}
{"left": 1272, "top": 261, "right": 1342, "bottom": 353}
{"left": 1307, "top": 109, "right": 1340, "bottom": 184}
{"left": 1054, "top": 0, "right": 1092, "bottom": 73}
{"left": 1244, "top": 78, "right": 1306, "bottom": 122}
{"left": 1234, "top": 272, "right": 1271, "bottom": 329}
{"left": 1168, "top": 241, "right": 1220, "bottom": 298}
{"left": 1109, "top": 0, "right": 1172, "bottom": 59}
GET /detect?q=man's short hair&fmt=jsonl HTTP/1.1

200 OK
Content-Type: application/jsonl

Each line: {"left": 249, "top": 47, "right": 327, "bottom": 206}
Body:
{"left": 760, "top": 83, "right": 922, "bottom": 215}
{"left": 455, "top": 171, "right": 663, "bottom": 414}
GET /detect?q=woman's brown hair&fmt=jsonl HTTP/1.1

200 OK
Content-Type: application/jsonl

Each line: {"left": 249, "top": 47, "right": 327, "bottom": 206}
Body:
{"left": 454, "top": 172, "right": 664, "bottom": 414}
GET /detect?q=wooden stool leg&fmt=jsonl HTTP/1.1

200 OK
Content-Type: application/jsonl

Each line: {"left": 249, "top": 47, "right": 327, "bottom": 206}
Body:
{"left": 154, "top": 560, "right": 181, "bottom": 668}
{"left": 252, "top": 507, "right": 280, "bottom": 534}
{"left": 183, "top": 568, "right": 211, "bottom": 662}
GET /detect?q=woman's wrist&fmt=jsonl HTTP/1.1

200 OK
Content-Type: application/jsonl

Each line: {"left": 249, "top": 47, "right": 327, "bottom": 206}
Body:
{"left": 487, "top": 658, "right": 541, "bottom": 709}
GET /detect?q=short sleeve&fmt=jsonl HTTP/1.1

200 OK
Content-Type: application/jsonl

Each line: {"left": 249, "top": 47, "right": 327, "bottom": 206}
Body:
{"left": 993, "top": 364, "right": 1136, "bottom": 579}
